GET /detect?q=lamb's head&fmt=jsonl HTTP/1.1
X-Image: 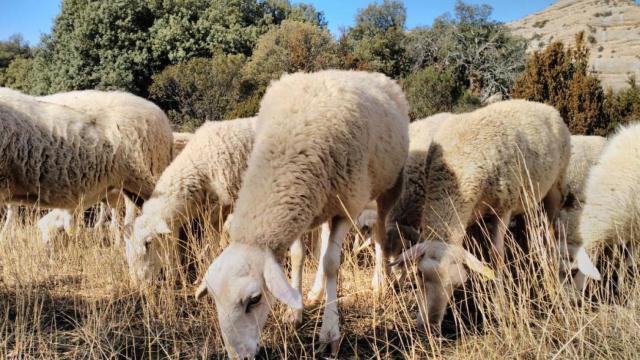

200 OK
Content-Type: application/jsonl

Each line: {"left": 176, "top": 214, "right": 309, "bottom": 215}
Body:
{"left": 125, "top": 214, "right": 172, "bottom": 286}
{"left": 556, "top": 239, "right": 600, "bottom": 285}
{"left": 391, "top": 240, "right": 495, "bottom": 330}
{"left": 195, "top": 242, "right": 302, "bottom": 359}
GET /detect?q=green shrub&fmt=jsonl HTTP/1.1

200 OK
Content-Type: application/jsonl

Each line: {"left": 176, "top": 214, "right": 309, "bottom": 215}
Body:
{"left": 149, "top": 54, "right": 246, "bottom": 129}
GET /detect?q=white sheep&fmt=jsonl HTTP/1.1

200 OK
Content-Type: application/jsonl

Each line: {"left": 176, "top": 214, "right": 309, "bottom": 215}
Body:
{"left": 0, "top": 88, "right": 172, "bottom": 223}
{"left": 195, "top": 70, "right": 409, "bottom": 358}
{"left": 392, "top": 100, "right": 571, "bottom": 330}
{"left": 556, "top": 135, "right": 606, "bottom": 284}
{"left": 126, "top": 117, "right": 257, "bottom": 285}
{"left": 578, "top": 123, "right": 640, "bottom": 289}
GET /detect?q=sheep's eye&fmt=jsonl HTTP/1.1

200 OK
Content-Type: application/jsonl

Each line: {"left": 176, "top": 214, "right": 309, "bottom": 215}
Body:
{"left": 144, "top": 240, "right": 151, "bottom": 251}
{"left": 245, "top": 294, "right": 262, "bottom": 313}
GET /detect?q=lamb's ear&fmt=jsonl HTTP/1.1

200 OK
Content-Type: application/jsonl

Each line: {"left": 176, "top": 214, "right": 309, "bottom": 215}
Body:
{"left": 576, "top": 247, "right": 601, "bottom": 281}
{"left": 195, "top": 281, "right": 208, "bottom": 300}
{"left": 263, "top": 253, "right": 303, "bottom": 310}
{"left": 390, "top": 242, "right": 428, "bottom": 267}
{"left": 457, "top": 248, "right": 496, "bottom": 281}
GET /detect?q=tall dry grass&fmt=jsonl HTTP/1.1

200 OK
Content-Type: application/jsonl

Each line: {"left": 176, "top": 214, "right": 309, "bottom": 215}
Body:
{"left": 0, "top": 200, "right": 638, "bottom": 359}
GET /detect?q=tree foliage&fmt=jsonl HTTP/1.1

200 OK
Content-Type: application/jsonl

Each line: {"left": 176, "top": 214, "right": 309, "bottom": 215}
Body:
{"left": 21, "top": 0, "right": 324, "bottom": 95}
{"left": 149, "top": 54, "right": 246, "bottom": 129}
{"left": 342, "top": 0, "right": 409, "bottom": 78}
{"left": 513, "top": 32, "right": 608, "bottom": 135}
{"left": 404, "top": 1, "right": 527, "bottom": 100}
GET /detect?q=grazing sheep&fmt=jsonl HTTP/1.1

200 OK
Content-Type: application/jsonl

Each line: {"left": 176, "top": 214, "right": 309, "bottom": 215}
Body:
{"left": 195, "top": 70, "right": 409, "bottom": 358}
{"left": 578, "top": 123, "right": 640, "bottom": 289}
{"left": 392, "top": 100, "right": 571, "bottom": 330}
{"left": 0, "top": 88, "right": 172, "bottom": 212}
{"left": 557, "top": 135, "right": 606, "bottom": 284}
{"left": 386, "top": 112, "right": 452, "bottom": 249}
{"left": 126, "top": 117, "right": 256, "bottom": 286}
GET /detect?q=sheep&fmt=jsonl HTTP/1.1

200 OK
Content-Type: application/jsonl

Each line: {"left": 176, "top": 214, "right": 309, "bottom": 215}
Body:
{"left": 556, "top": 135, "right": 606, "bottom": 285}
{"left": 125, "top": 117, "right": 257, "bottom": 286}
{"left": 391, "top": 100, "right": 571, "bottom": 331}
{"left": 195, "top": 70, "right": 409, "bottom": 358}
{"left": 0, "top": 88, "right": 172, "bottom": 218}
{"left": 578, "top": 123, "right": 640, "bottom": 290}
{"left": 386, "top": 112, "right": 453, "bottom": 249}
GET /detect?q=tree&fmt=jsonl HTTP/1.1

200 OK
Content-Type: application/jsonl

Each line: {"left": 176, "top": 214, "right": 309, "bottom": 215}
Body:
{"left": 402, "top": 66, "right": 459, "bottom": 119}
{"left": 0, "top": 34, "right": 31, "bottom": 69}
{"left": 149, "top": 54, "right": 246, "bottom": 129}
{"left": 237, "top": 20, "right": 339, "bottom": 116}
{"left": 513, "top": 32, "right": 608, "bottom": 135}
{"left": 0, "top": 57, "right": 35, "bottom": 91}
{"left": 342, "top": 0, "right": 409, "bottom": 78}
{"left": 404, "top": 1, "right": 527, "bottom": 100}
{"left": 28, "top": 0, "right": 324, "bottom": 95}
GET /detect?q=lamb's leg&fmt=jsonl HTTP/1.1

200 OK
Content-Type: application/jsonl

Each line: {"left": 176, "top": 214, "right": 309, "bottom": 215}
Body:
{"left": 120, "top": 196, "right": 137, "bottom": 246}
{"left": 307, "top": 222, "right": 330, "bottom": 304}
{"left": 286, "top": 237, "right": 305, "bottom": 325}
{"left": 372, "top": 172, "right": 404, "bottom": 293}
{"left": 319, "top": 217, "right": 349, "bottom": 355}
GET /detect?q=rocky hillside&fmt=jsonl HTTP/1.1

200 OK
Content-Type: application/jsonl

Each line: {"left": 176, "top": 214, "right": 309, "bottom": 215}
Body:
{"left": 509, "top": 0, "right": 640, "bottom": 91}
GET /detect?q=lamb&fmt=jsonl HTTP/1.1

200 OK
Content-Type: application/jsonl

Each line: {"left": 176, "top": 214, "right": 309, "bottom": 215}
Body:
{"left": 194, "top": 70, "right": 409, "bottom": 358}
{"left": 0, "top": 88, "right": 172, "bottom": 215}
{"left": 126, "top": 117, "right": 257, "bottom": 285}
{"left": 578, "top": 123, "right": 640, "bottom": 289}
{"left": 556, "top": 135, "right": 606, "bottom": 284}
{"left": 392, "top": 100, "right": 571, "bottom": 331}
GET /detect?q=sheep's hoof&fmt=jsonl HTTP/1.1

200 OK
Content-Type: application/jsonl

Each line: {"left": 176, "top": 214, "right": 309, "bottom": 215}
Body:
{"left": 317, "top": 335, "right": 341, "bottom": 358}
{"left": 305, "top": 288, "right": 324, "bottom": 306}
{"left": 284, "top": 308, "right": 303, "bottom": 327}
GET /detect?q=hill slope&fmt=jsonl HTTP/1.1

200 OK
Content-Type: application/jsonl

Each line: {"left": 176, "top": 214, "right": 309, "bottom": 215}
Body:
{"left": 509, "top": 0, "right": 640, "bottom": 91}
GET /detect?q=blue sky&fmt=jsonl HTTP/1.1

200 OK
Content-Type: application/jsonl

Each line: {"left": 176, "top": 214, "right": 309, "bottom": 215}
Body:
{"left": 0, "top": 0, "right": 592, "bottom": 45}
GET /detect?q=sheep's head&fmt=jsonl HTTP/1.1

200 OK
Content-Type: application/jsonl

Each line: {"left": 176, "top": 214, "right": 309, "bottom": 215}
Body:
{"left": 195, "top": 242, "right": 302, "bottom": 359}
{"left": 385, "top": 223, "right": 421, "bottom": 257}
{"left": 556, "top": 239, "right": 600, "bottom": 286}
{"left": 391, "top": 240, "right": 495, "bottom": 331}
{"left": 125, "top": 214, "right": 171, "bottom": 286}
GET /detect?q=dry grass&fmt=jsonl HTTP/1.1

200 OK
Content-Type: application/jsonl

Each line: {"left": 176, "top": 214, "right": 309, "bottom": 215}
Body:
{"left": 1, "top": 205, "right": 639, "bottom": 359}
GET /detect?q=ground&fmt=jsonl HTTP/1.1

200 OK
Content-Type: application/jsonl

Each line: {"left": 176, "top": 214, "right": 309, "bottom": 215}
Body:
{"left": 1, "top": 207, "right": 639, "bottom": 359}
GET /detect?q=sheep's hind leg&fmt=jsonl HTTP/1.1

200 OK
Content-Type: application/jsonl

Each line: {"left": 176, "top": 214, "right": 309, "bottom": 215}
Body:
{"left": 372, "top": 173, "right": 404, "bottom": 293}
{"left": 318, "top": 217, "right": 349, "bottom": 356}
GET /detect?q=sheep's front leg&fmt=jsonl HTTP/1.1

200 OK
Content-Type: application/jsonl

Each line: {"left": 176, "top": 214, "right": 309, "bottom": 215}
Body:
{"left": 307, "top": 222, "right": 330, "bottom": 304}
{"left": 319, "top": 218, "right": 349, "bottom": 355}
{"left": 286, "top": 237, "right": 305, "bottom": 325}
{"left": 2, "top": 205, "right": 17, "bottom": 232}
{"left": 491, "top": 210, "right": 511, "bottom": 265}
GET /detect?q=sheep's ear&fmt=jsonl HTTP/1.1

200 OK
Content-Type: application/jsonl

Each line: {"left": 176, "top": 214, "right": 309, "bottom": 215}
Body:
{"left": 195, "top": 281, "right": 208, "bottom": 300}
{"left": 390, "top": 242, "right": 428, "bottom": 267}
{"left": 457, "top": 248, "right": 495, "bottom": 281}
{"left": 576, "top": 247, "right": 601, "bottom": 281}
{"left": 153, "top": 219, "right": 171, "bottom": 235}
{"left": 263, "top": 253, "right": 303, "bottom": 310}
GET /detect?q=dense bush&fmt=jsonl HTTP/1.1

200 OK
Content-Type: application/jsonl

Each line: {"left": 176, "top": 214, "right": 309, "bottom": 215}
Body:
{"left": 513, "top": 32, "right": 608, "bottom": 135}
{"left": 401, "top": 66, "right": 459, "bottom": 119}
{"left": 243, "top": 20, "right": 339, "bottom": 89}
{"left": 149, "top": 55, "right": 246, "bottom": 130}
